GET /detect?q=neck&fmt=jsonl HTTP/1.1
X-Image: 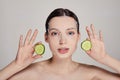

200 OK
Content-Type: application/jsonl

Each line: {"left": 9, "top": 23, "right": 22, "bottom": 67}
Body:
{"left": 50, "top": 56, "right": 72, "bottom": 65}
{"left": 48, "top": 57, "right": 78, "bottom": 74}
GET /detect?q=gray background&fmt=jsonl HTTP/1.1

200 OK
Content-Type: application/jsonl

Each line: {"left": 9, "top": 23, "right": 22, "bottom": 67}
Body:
{"left": 0, "top": 0, "right": 120, "bottom": 72}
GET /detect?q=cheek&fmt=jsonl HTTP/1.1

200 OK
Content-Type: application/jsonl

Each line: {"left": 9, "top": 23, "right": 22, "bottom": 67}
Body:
{"left": 68, "top": 36, "right": 79, "bottom": 48}
{"left": 48, "top": 37, "right": 59, "bottom": 50}
{"left": 69, "top": 35, "right": 79, "bottom": 43}
{"left": 49, "top": 37, "right": 59, "bottom": 44}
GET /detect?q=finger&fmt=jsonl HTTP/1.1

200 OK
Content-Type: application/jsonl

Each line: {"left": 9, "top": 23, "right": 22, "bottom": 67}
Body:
{"left": 34, "top": 41, "right": 42, "bottom": 46}
{"left": 90, "top": 24, "right": 97, "bottom": 38}
{"left": 86, "top": 50, "right": 91, "bottom": 54}
{"left": 33, "top": 55, "right": 42, "bottom": 59}
{"left": 86, "top": 26, "right": 93, "bottom": 39}
{"left": 86, "top": 37, "right": 90, "bottom": 40}
{"left": 19, "top": 35, "right": 23, "bottom": 48}
{"left": 30, "top": 29, "right": 38, "bottom": 44}
{"left": 24, "top": 29, "right": 32, "bottom": 45}
{"left": 99, "top": 30, "right": 103, "bottom": 41}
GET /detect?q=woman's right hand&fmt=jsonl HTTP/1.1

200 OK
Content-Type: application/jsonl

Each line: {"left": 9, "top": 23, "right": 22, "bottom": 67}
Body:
{"left": 0, "top": 29, "right": 42, "bottom": 80}
{"left": 15, "top": 29, "right": 42, "bottom": 69}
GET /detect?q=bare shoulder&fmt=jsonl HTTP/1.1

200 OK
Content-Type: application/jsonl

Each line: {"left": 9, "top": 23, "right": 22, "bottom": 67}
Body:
{"left": 77, "top": 63, "right": 120, "bottom": 80}
{"left": 8, "top": 60, "right": 48, "bottom": 80}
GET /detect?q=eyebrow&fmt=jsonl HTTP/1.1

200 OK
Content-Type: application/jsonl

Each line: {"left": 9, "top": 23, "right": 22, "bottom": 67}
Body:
{"left": 48, "top": 27, "right": 77, "bottom": 31}
{"left": 48, "top": 28, "right": 59, "bottom": 31}
{"left": 66, "top": 27, "right": 77, "bottom": 30}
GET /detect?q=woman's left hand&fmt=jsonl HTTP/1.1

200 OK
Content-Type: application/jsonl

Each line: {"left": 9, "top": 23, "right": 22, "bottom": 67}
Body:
{"left": 85, "top": 24, "right": 107, "bottom": 62}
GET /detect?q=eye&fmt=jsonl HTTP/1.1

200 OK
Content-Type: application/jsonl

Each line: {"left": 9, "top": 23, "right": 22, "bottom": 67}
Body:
{"left": 68, "top": 31, "right": 75, "bottom": 35}
{"left": 51, "top": 32, "right": 59, "bottom": 36}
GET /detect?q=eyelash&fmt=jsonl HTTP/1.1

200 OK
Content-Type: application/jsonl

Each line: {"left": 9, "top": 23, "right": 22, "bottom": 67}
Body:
{"left": 51, "top": 32, "right": 59, "bottom": 36}
{"left": 50, "top": 31, "right": 75, "bottom": 36}
{"left": 68, "top": 31, "right": 75, "bottom": 35}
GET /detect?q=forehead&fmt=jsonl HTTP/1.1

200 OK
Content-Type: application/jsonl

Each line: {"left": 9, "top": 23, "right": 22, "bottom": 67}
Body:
{"left": 48, "top": 16, "right": 77, "bottom": 30}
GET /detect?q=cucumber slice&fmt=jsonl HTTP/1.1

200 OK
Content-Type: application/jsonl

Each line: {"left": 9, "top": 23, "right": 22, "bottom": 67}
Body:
{"left": 35, "top": 44, "right": 45, "bottom": 55}
{"left": 81, "top": 40, "right": 92, "bottom": 51}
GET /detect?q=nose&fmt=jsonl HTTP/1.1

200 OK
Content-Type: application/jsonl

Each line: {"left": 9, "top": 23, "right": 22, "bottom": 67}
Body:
{"left": 59, "top": 34, "right": 67, "bottom": 45}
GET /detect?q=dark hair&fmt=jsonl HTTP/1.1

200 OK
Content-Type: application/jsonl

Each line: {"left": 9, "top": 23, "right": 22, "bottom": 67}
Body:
{"left": 45, "top": 8, "right": 79, "bottom": 34}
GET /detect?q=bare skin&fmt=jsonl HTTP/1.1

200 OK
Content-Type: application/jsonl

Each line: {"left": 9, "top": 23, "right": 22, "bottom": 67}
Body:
{"left": 0, "top": 16, "right": 120, "bottom": 80}
{"left": 7, "top": 59, "right": 120, "bottom": 80}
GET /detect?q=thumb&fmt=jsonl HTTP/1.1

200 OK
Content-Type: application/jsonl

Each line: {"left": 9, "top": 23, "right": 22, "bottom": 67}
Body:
{"left": 86, "top": 38, "right": 90, "bottom": 41}
{"left": 86, "top": 50, "right": 91, "bottom": 54}
{"left": 33, "top": 55, "right": 42, "bottom": 60}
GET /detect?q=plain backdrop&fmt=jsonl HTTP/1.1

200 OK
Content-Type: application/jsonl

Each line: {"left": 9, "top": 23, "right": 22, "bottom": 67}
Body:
{"left": 0, "top": 0, "right": 120, "bottom": 72}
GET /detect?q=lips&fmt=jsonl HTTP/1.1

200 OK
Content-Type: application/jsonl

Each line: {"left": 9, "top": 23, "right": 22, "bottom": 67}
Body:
{"left": 58, "top": 48, "right": 69, "bottom": 54}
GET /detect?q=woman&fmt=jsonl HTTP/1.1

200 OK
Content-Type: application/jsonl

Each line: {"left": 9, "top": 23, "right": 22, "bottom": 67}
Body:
{"left": 0, "top": 8, "right": 120, "bottom": 80}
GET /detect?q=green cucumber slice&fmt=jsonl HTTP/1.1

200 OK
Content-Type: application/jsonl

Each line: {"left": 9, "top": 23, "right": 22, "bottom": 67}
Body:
{"left": 81, "top": 40, "right": 92, "bottom": 51}
{"left": 35, "top": 44, "right": 45, "bottom": 55}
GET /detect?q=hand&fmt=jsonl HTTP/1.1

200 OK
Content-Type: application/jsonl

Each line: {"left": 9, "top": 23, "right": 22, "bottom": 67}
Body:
{"left": 0, "top": 29, "right": 42, "bottom": 80}
{"left": 85, "top": 24, "right": 107, "bottom": 62}
{"left": 15, "top": 29, "right": 42, "bottom": 68}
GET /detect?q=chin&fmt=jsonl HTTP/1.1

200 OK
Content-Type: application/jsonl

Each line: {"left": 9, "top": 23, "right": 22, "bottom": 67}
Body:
{"left": 54, "top": 52, "right": 73, "bottom": 60}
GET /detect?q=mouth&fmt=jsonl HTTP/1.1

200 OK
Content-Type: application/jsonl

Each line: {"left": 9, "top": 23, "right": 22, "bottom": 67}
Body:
{"left": 58, "top": 48, "right": 69, "bottom": 54}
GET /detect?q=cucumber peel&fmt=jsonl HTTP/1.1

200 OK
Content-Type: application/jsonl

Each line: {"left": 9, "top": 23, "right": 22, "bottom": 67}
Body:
{"left": 35, "top": 44, "right": 45, "bottom": 55}
{"left": 81, "top": 40, "right": 92, "bottom": 51}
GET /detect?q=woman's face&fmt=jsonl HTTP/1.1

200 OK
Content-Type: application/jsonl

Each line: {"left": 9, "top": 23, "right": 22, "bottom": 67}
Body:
{"left": 45, "top": 16, "right": 80, "bottom": 59}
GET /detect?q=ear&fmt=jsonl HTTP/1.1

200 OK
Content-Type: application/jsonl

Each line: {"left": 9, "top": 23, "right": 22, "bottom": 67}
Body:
{"left": 44, "top": 32, "right": 48, "bottom": 43}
